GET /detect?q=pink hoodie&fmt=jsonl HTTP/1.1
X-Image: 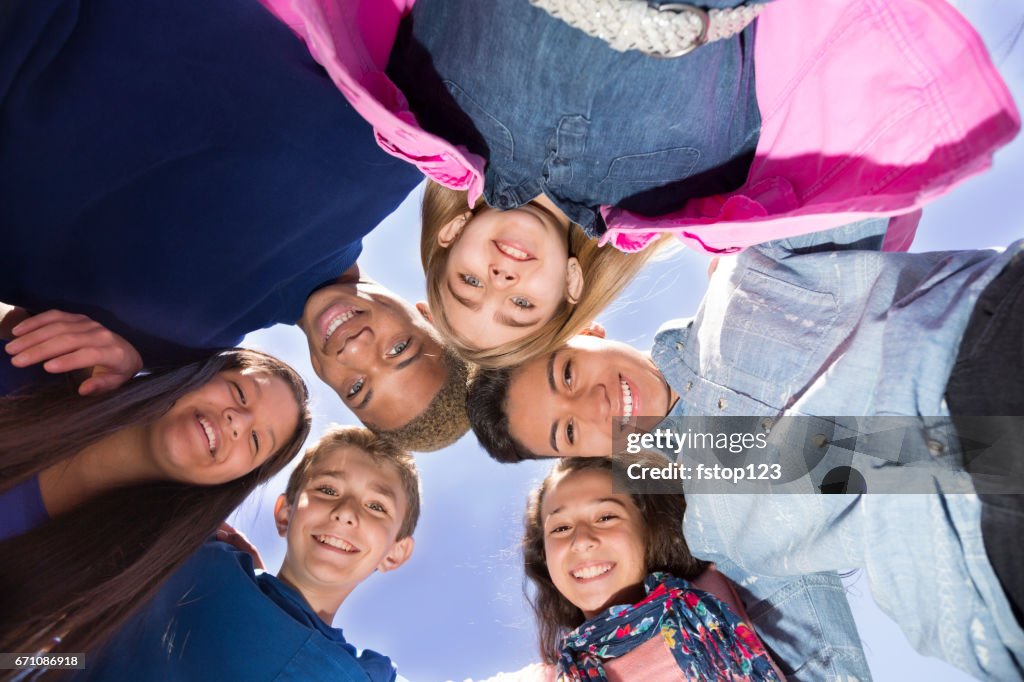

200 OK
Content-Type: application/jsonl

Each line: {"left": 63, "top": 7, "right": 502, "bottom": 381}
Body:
{"left": 260, "top": 0, "right": 1019, "bottom": 255}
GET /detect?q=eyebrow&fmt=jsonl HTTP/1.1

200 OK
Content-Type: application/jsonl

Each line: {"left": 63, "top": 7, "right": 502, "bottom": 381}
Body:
{"left": 446, "top": 280, "right": 480, "bottom": 311}
{"left": 495, "top": 311, "right": 542, "bottom": 328}
{"left": 546, "top": 351, "right": 561, "bottom": 453}
{"left": 546, "top": 497, "right": 629, "bottom": 518}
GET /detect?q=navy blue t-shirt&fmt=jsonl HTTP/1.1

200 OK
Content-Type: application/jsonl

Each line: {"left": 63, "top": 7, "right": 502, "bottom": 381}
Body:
{"left": 0, "top": 0, "right": 422, "bottom": 375}
{"left": 74, "top": 541, "right": 397, "bottom": 682}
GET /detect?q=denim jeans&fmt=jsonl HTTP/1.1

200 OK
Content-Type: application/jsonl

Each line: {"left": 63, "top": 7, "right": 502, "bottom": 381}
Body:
{"left": 388, "top": 0, "right": 763, "bottom": 234}
{"left": 946, "top": 251, "right": 1024, "bottom": 625}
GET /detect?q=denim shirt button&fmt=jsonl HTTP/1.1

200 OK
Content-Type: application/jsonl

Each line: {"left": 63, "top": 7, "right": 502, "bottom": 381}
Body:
{"left": 760, "top": 418, "right": 774, "bottom": 433}
{"left": 675, "top": 342, "right": 685, "bottom": 351}
{"left": 813, "top": 434, "right": 828, "bottom": 448}
{"left": 928, "top": 439, "right": 945, "bottom": 456}
{"left": 718, "top": 397, "right": 727, "bottom": 410}
{"left": 685, "top": 381, "right": 693, "bottom": 392}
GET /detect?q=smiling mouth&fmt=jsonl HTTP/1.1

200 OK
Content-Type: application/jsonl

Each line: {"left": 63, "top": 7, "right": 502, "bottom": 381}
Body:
{"left": 196, "top": 413, "right": 218, "bottom": 456}
{"left": 314, "top": 535, "right": 360, "bottom": 553}
{"left": 493, "top": 240, "right": 534, "bottom": 261}
{"left": 321, "top": 306, "right": 363, "bottom": 348}
{"left": 619, "top": 376, "right": 635, "bottom": 427}
{"left": 571, "top": 562, "right": 615, "bottom": 581}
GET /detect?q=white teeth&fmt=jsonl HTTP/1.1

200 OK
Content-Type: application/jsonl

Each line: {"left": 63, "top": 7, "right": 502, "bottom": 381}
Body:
{"left": 198, "top": 415, "right": 217, "bottom": 453}
{"left": 495, "top": 242, "right": 530, "bottom": 260}
{"left": 324, "top": 310, "right": 358, "bottom": 344}
{"left": 620, "top": 379, "right": 634, "bottom": 425}
{"left": 572, "top": 564, "right": 613, "bottom": 580}
{"left": 316, "top": 535, "right": 358, "bottom": 552}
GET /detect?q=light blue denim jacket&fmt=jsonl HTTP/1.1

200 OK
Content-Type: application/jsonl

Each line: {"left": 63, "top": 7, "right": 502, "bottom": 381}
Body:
{"left": 654, "top": 218, "right": 1024, "bottom": 679}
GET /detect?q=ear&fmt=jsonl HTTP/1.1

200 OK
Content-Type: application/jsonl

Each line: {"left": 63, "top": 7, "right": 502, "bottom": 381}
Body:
{"left": 565, "top": 257, "right": 584, "bottom": 305}
{"left": 415, "top": 301, "right": 434, "bottom": 325}
{"left": 377, "top": 536, "right": 415, "bottom": 574}
{"left": 273, "top": 494, "right": 291, "bottom": 537}
{"left": 437, "top": 212, "right": 472, "bottom": 248}
{"left": 578, "top": 321, "right": 606, "bottom": 339}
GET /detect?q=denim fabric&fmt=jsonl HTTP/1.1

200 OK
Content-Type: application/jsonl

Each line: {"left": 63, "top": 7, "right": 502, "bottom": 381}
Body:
{"left": 388, "top": 0, "right": 763, "bottom": 234}
{"left": 710, "top": 559, "right": 872, "bottom": 682}
{"left": 653, "top": 218, "right": 1024, "bottom": 678}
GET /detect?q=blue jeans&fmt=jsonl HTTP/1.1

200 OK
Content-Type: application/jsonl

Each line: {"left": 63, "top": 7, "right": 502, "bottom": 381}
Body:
{"left": 388, "top": 0, "right": 763, "bottom": 234}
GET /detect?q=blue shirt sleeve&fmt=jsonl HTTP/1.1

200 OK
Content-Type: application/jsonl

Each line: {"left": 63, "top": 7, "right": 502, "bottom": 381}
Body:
{"left": 0, "top": 475, "right": 49, "bottom": 542}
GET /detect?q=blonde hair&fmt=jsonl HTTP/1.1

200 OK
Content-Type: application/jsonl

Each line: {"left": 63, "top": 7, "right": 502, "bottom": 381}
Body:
{"left": 284, "top": 425, "right": 421, "bottom": 540}
{"left": 421, "top": 181, "right": 665, "bottom": 369}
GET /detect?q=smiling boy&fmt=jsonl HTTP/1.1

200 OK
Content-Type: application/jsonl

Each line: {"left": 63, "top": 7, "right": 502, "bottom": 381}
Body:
{"left": 74, "top": 426, "right": 420, "bottom": 682}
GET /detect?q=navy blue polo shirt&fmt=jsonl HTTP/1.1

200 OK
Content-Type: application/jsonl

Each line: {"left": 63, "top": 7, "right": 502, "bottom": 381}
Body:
{"left": 1, "top": 0, "right": 422, "bottom": 379}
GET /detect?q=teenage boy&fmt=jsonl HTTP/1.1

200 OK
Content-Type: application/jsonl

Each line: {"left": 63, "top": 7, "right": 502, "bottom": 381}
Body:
{"left": 74, "top": 426, "right": 420, "bottom": 682}
{"left": 468, "top": 217, "right": 1024, "bottom": 679}
{"left": 0, "top": 0, "right": 468, "bottom": 450}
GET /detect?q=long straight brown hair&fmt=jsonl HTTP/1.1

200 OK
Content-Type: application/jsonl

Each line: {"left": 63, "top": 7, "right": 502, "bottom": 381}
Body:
{"left": 522, "top": 455, "right": 709, "bottom": 663}
{"left": 0, "top": 349, "right": 312, "bottom": 669}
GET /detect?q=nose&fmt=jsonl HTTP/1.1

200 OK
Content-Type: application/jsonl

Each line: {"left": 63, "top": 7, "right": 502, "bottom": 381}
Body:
{"left": 334, "top": 328, "right": 383, "bottom": 371}
{"left": 224, "top": 407, "right": 253, "bottom": 440}
{"left": 332, "top": 496, "right": 359, "bottom": 526}
{"left": 570, "top": 524, "right": 598, "bottom": 553}
{"left": 489, "top": 264, "right": 519, "bottom": 289}
{"left": 582, "top": 381, "right": 611, "bottom": 427}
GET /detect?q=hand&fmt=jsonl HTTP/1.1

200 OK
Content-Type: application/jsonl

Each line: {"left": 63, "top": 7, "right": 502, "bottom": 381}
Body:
{"left": 4, "top": 310, "right": 143, "bottom": 395}
{"left": 215, "top": 522, "right": 266, "bottom": 570}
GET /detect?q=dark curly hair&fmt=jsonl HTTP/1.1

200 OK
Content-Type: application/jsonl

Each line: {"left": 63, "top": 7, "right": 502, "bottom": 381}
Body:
{"left": 467, "top": 366, "right": 536, "bottom": 463}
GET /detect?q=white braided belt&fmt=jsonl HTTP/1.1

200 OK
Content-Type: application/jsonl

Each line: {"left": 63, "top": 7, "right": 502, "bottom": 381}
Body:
{"left": 528, "top": 1, "right": 766, "bottom": 58}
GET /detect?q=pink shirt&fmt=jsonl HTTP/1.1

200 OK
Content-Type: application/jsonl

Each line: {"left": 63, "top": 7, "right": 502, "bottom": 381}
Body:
{"left": 261, "top": 0, "right": 1018, "bottom": 254}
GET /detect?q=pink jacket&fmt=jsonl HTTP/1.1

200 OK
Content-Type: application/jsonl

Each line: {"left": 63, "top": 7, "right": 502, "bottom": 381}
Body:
{"left": 261, "top": 0, "right": 1019, "bottom": 255}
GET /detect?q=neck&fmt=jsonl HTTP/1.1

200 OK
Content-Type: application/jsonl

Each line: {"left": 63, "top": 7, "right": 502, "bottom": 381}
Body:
{"left": 38, "top": 426, "right": 162, "bottom": 518}
{"left": 275, "top": 564, "right": 353, "bottom": 625}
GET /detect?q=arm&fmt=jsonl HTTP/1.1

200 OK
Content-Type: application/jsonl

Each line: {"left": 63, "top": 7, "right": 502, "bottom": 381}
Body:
{"left": 4, "top": 309, "right": 143, "bottom": 395}
{"left": 713, "top": 558, "right": 872, "bottom": 682}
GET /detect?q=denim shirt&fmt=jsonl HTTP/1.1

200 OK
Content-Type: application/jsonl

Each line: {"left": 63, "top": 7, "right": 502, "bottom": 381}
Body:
{"left": 653, "top": 218, "right": 1024, "bottom": 678}
{"left": 388, "top": 0, "right": 764, "bottom": 233}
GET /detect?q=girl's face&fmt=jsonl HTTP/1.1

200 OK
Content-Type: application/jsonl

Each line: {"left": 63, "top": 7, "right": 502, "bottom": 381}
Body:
{"left": 541, "top": 467, "right": 647, "bottom": 619}
{"left": 437, "top": 203, "right": 583, "bottom": 350}
{"left": 147, "top": 368, "right": 302, "bottom": 486}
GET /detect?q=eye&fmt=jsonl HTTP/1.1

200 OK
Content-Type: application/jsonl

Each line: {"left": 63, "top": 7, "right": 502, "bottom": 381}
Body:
{"left": 367, "top": 501, "right": 387, "bottom": 513}
{"left": 460, "top": 274, "right": 483, "bottom": 288}
{"left": 566, "top": 418, "right": 575, "bottom": 446}
{"left": 315, "top": 485, "right": 338, "bottom": 496}
{"left": 387, "top": 339, "right": 410, "bottom": 357}
{"left": 548, "top": 524, "right": 571, "bottom": 535}
{"left": 597, "top": 513, "right": 618, "bottom": 523}
{"left": 511, "top": 296, "right": 533, "bottom": 309}
{"left": 251, "top": 431, "right": 260, "bottom": 454}
{"left": 231, "top": 381, "right": 247, "bottom": 405}
{"left": 563, "top": 359, "right": 573, "bottom": 389}
{"left": 346, "top": 377, "right": 365, "bottom": 399}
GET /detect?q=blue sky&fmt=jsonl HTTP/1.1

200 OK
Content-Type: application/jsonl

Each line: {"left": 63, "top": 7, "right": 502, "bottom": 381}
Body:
{"left": 229, "top": 3, "right": 1023, "bottom": 680}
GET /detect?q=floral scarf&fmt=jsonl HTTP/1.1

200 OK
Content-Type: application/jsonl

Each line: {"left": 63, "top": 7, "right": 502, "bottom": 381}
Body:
{"left": 555, "top": 572, "right": 780, "bottom": 682}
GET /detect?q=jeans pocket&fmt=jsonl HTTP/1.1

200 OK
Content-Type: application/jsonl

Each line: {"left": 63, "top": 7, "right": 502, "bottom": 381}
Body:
{"left": 601, "top": 146, "right": 701, "bottom": 186}
{"left": 442, "top": 80, "right": 514, "bottom": 162}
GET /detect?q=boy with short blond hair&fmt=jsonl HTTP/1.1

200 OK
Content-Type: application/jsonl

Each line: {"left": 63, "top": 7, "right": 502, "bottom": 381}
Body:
{"left": 76, "top": 426, "right": 420, "bottom": 682}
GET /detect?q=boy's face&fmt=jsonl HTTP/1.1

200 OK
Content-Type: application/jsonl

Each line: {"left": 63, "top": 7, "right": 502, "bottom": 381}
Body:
{"left": 505, "top": 336, "right": 673, "bottom": 457}
{"left": 275, "top": 446, "right": 413, "bottom": 601}
{"left": 299, "top": 280, "right": 447, "bottom": 430}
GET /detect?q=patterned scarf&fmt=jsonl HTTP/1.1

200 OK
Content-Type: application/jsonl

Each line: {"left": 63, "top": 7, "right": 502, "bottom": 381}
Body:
{"left": 555, "top": 572, "right": 780, "bottom": 681}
